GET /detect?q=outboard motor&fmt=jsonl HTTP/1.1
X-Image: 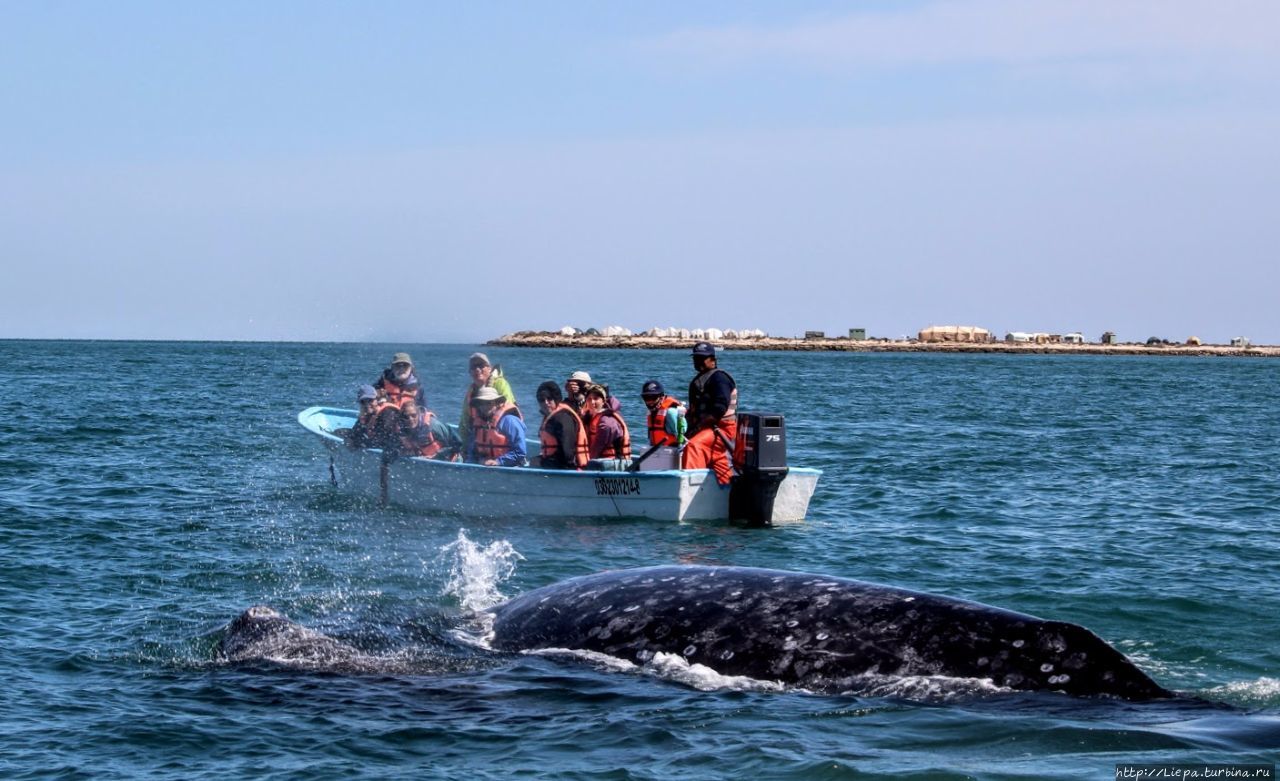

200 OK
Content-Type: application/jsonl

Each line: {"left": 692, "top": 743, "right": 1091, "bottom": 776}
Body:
{"left": 729, "top": 412, "right": 789, "bottom": 526}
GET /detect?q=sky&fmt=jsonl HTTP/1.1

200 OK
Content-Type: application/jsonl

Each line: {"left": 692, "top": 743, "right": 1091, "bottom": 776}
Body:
{"left": 2, "top": 1, "right": 1277, "bottom": 344}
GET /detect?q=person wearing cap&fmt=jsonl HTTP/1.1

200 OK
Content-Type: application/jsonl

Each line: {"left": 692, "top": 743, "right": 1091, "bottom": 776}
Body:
{"left": 459, "top": 352, "right": 517, "bottom": 446}
{"left": 640, "top": 380, "right": 686, "bottom": 447}
{"left": 533, "top": 380, "right": 588, "bottom": 470}
{"left": 397, "top": 398, "right": 462, "bottom": 461}
{"left": 466, "top": 386, "right": 527, "bottom": 467}
{"left": 563, "top": 370, "right": 592, "bottom": 413}
{"left": 374, "top": 352, "right": 425, "bottom": 411}
{"left": 682, "top": 341, "right": 738, "bottom": 484}
{"left": 583, "top": 384, "right": 631, "bottom": 463}
{"left": 343, "top": 384, "right": 389, "bottom": 449}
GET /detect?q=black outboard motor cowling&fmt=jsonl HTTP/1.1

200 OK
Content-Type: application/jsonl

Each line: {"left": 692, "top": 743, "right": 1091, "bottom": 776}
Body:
{"left": 729, "top": 412, "right": 789, "bottom": 526}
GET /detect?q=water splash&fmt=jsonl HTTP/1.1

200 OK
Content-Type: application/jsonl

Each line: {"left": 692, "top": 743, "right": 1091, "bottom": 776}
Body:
{"left": 1204, "top": 677, "right": 1280, "bottom": 707}
{"left": 438, "top": 529, "right": 524, "bottom": 612}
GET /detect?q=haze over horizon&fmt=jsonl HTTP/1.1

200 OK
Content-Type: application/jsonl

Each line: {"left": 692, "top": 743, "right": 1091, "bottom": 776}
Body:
{"left": 3, "top": 2, "right": 1277, "bottom": 344}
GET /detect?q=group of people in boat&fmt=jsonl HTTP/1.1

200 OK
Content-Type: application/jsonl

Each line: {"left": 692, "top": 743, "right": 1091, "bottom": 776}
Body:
{"left": 340, "top": 342, "right": 738, "bottom": 483}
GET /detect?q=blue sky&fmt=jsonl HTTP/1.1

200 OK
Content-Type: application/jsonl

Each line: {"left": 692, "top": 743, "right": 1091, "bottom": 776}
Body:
{"left": 3, "top": 1, "right": 1277, "bottom": 343}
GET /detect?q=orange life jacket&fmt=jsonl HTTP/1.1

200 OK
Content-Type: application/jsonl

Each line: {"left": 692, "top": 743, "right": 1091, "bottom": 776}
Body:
{"left": 401, "top": 410, "right": 447, "bottom": 459}
{"left": 645, "top": 396, "right": 683, "bottom": 446}
{"left": 473, "top": 403, "right": 523, "bottom": 462}
{"left": 357, "top": 396, "right": 394, "bottom": 425}
{"left": 539, "top": 403, "right": 589, "bottom": 469}
{"left": 588, "top": 407, "right": 632, "bottom": 460}
{"left": 377, "top": 373, "right": 423, "bottom": 410}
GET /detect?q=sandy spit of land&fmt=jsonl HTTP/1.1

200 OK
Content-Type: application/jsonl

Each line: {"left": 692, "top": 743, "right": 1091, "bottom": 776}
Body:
{"left": 488, "top": 332, "right": 1280, "bottom": 358}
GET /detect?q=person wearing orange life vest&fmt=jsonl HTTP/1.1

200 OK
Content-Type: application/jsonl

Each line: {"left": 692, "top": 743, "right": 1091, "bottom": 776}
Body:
{"left": 583, "top": 384, "right": 631, "bottom": 461}
{"left": 681, "top": 341, "right": 737, "bottom": 485}
{"left": 342, "top": 384, "right": 389, "bottom": 449}
{"left": 373, "top": 352, "right": 426, "bottom": 410}
{"left": 534, "top": 381, "right": 588, "bottom": 470}
{"left": 459, "top": 352, "right": 518, "bottom": 446}
{"left": 640, "top": 379, "right": 686, "bottom": 447}
{"left": 563, "top": 370, "right": 592, "bottom": 415}
{"left": 466, "top": 386, "right": 527, "bottom": 467}
{"left": 397, "top": 399, "right": 462, "bottom": 460}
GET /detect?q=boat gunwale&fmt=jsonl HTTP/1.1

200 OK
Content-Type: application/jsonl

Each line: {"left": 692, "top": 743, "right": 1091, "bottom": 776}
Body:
{"left": 297, "top": 405, "right": 822, "bottom": 481}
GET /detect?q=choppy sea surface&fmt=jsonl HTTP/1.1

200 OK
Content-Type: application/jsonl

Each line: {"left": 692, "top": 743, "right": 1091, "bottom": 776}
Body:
{"left": 2, "top": 340, "right": 1278, "bottom": 780}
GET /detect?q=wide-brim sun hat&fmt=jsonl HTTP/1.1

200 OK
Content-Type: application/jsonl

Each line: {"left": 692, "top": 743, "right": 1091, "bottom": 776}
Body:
{"left": 472, "top": 386, "right": 503, "bottom": 403}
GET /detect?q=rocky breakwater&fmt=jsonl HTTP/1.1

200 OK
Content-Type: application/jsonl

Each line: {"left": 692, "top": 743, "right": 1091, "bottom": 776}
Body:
{"left": 488, "top": 331, "right": 1280, "bottom": 357}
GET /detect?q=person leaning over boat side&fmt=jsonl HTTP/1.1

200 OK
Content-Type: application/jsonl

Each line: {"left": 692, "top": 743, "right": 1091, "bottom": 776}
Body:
{"left": 343, "top": 384, "right": 389, "bottom": 449}
{"left": 533, "top": 381, "right": 588, "bottom": 470}
{"left": 459, "top": 352, "right": 517, "bottom": 447}
{"left": 583, "top": 384, "right": 631, "bottom": 464}
{"left": 640, "top": 379, "right": 686, "bottom": 447}
{"left": 563, "top": 370, "right": 592, "bottom": 414}
{"left": 374, "top": 352, "right": 426, "bottom": 410}
{"left": 397, "top": 399, "right": 462, "bottom": 461}
{"left": 682, "top": 342, "right": 737, "bottom": 485}
{"left": 466, "top": 386, "right": 527, "bottom": 467}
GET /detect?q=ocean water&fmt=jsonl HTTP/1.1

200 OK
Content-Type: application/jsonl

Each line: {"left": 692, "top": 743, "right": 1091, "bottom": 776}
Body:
{"left": 1, "top": 340, "right": 1278, "bottom": 780}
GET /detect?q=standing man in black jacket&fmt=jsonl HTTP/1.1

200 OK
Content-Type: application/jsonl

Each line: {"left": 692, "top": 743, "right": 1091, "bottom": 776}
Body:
{"left": 682, "top": 342, "right": 738, "bottom": 484}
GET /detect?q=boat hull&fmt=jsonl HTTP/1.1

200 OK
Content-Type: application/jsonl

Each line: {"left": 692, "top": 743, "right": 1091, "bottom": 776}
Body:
{"left": 298, "top": 407, "right": 819, "bottom": 523}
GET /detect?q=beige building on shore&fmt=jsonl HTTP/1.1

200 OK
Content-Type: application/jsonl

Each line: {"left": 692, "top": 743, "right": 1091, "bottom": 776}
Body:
{"left": 919, "top": 325, "right": 993, "bottom": 343}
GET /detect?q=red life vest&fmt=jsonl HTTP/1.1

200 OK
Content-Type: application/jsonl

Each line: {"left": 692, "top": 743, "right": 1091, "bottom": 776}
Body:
{"left": 539, "top": 403, "right": 589, "bottom": 469}
{"left": 645, "top": 396, "right": 683, "bottom": 446}
{"left": 473, "top": 403, "right": 523, "bottom": 462}
{"left": 588, "top": 407, "right": 632, "bottom": 460}
{"left": 401, "top": 410, "right": 447, "bottom": 459}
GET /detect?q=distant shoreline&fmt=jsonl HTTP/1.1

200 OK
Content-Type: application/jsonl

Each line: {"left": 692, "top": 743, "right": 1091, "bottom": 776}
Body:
{"left": 488, "top": 332, "right": 1279, "bottom": 357}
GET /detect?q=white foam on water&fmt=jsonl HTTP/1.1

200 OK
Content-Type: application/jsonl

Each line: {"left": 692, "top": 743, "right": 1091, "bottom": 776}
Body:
{"left": 523, "top": 647, "right": 786, "bottom": 692}
{"left": 524, "top": 647, "right": 640, "bottom": 674}
{"left": 506, "top": 643, "right": 1020, "bottom": 702}
{"left": 438, "top": 529, "right": 524, "bottom": 612}
{"left": 1203, "top": 676, "right": 1280, "bottom": 706}
{"left": 643, "top": 651, "right": 787, "bottom": 693}
{"left": 822, "top": 672, "right": 1012, "bottom": 701}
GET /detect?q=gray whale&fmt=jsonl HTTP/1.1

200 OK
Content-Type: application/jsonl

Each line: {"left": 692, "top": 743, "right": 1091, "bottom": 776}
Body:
{"left": 219, "top": 605, "right": 372, "bottom": 671}
{"left": 487, "top": 565, "right": 1172, "bottom": 700}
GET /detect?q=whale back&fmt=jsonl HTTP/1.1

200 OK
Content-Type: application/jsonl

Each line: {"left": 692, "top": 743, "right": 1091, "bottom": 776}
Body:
{"left": 489, "top": 565, "right": 1170, "bottom": 700}
{"left": 220, "top": 605, "right": 364, "bottom": 669}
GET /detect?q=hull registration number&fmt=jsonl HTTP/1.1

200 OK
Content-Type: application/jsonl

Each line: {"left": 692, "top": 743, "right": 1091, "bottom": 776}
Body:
{"left": 594, "top": 477, "right": 641, "bottom": 496}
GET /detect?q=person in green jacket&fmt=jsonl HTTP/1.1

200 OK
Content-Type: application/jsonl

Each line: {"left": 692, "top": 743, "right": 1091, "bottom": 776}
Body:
{"left": 460, "top": 352, "right": 517, "bottom": 444}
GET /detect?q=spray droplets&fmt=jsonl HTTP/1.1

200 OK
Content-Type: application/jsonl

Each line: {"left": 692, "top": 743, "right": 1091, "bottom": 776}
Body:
{"left": 438, "top": 529, "right": 524, "bottom": 612}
